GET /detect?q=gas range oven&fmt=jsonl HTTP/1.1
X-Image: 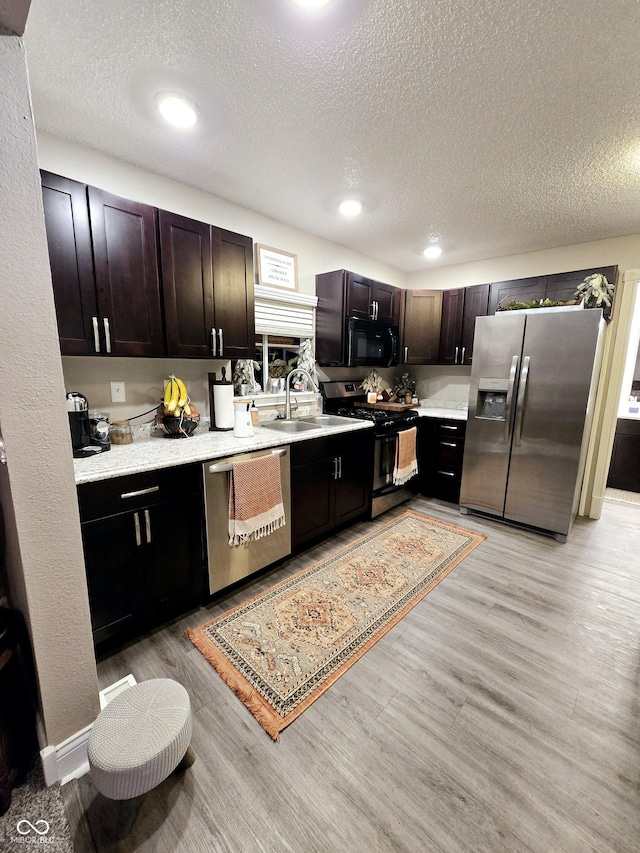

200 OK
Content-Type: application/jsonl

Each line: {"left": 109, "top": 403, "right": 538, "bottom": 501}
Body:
{"left": 321, "top": 381, "right": 421, "bottom": 517}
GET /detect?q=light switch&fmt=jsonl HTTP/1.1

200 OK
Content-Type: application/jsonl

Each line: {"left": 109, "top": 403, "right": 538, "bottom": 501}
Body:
{"left": 110, "top": 381, "right": 126, "bottom": 403}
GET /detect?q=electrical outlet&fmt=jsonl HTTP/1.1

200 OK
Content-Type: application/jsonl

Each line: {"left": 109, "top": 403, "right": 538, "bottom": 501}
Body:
{"left": 110, "top": 381, "right": 126, "bottom": 403}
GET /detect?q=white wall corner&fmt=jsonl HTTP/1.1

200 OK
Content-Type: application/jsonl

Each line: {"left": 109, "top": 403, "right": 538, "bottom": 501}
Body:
{"left": 40, "top": 723, "right": 93, "bottom": 786}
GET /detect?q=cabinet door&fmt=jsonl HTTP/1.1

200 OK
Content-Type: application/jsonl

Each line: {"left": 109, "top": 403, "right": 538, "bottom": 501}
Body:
{"left": 438, "top": 289, "right": 465, "bottom": 364}
{"left": 373, "top": 282, "right": 398, "bottom": 324}
{"left": 40, "top": 171, "right": 98, "bottom": 355}
{"left": 211, "top": 228, "right": 255, "bottom": 358}
{"left": 347, "top": 273, "right": 375, "bottom": 319}
{"left": 143, "top": 498, "right": 203, "bottom": 616}
{"left": 88, "top": 187, "right": 164, "bottom": 356}
{"left": 606, "top": 421, "right": 640, "bottom": 492}
{"left": 334, "top": 434, "right": 373, "bottom": 526}
{"left": 81, "top": 512, "right": 144, "bottom": 645}
{"left": 291, "top": 457, "right": 335, "bottom": 550}
{"left": 487, "top": 277, "right": 547, "bottom": 314}
{"left": 159, "top": 211, "right": 214, "bottom": 358}
{"left": 460, "top": 283, "right": 489, "bottom": 364}
{"left": 402, "top": 290, "right": 443, "bottom": 365}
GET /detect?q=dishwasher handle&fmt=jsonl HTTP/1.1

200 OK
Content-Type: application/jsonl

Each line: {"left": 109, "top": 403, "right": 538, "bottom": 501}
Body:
{"left": 208, "top": 447, "right": 287, "bottom": 474}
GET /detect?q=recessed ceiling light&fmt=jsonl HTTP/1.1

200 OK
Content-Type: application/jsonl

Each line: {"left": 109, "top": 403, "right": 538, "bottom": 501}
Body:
{"left": 423, "top": 245, "right": 443, "bottom": 259}
{"left": 338, "top": 198, "right": 363, "bottom": 217}
{"left": 293, "top": 0, "right": 334, "bottom": 8}
{"left": 155, "top": 93, "right": 199, "bottom": 128}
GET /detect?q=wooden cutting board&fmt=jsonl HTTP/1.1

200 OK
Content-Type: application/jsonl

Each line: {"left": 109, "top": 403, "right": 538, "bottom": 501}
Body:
{"left": 360, "top": 401, "right": 420, "bottom": 411}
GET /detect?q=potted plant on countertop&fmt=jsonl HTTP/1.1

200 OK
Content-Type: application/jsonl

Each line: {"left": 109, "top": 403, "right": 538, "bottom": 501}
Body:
{"left": 393, "top": 372, "right": 417, "bottom": 403}
{"left": 360, "top": 369, "right": 384, "bottom": 397}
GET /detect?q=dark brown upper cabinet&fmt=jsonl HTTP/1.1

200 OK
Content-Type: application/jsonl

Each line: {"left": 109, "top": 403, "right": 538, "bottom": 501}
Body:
{"left": 42, "top": 173, "right": 163, "bottom": 356}
{"left": 211, "top": 228, "right": 255, "bottom": 359}
{"left": 159, "top": 211, "right": 214, "bottom": 359}
{"left": 42, "top": 172, "right": 255, "bottom": 359}
{"left": 41, "top": 171, "right": 98, "bottom": 355}
{"left": 438, "top": 284, "right": 489, "bottom": 365}
{"left": 159, "top": 214, "right": 255, "bottom": 360}
{"left": 88, "top": 187, "right": 164, "bottom": 357}
{"left": 400, "top": 290, "right": 443, "bottom": 365}
{"left": 346, "top": 273, "right": 399, "bottom": 323}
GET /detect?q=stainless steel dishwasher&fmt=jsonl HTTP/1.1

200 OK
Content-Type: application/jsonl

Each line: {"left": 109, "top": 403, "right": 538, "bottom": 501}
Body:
{"left": 203, "top": 445, "right": 291, "bottom": 594}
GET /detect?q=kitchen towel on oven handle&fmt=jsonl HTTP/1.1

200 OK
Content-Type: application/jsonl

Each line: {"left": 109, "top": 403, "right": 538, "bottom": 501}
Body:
{"left": 393, "top": 426, "right": 418, "bottom": 485}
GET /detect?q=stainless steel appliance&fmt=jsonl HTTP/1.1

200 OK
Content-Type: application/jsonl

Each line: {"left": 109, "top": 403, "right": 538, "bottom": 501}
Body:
{"left": 460, "top": 309, "right": 605, "bottom": 541}
{"left": 202, "top": 446, "right": 291, "bottom": 594}
{"left": 322, "top": 381, "right": 419, "bottom": 517}
{"left": 346, "top": 318, "right": 399, "bottom": 367}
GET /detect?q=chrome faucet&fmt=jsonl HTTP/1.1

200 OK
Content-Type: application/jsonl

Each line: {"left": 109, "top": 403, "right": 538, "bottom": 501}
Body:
{"left": 284, "top": 368, "right": 319, "bottom": 420}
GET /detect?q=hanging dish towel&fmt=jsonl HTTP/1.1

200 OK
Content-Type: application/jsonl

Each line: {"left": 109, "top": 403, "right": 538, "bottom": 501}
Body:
{"left": 228, "top": 453, "right": 286, "bottom": 546}
{"left": 393, "top": 426, "right": 418, "bottom": 485}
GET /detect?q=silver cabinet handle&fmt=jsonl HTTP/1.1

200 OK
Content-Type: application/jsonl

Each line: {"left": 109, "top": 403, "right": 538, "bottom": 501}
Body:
{"left": 514, "top": 355, "right": 530, "bottom": 446}
{"left": 404, "top": 346, "right": 408, "bottom": 362}
{"left": 218, "top": 328, "right": 223, "bottom": 356}
{"left": 103, "top": 318, "right": 111, "bottom": 353}
{"left": 441, "top": 425, "right": 458, "bottom": 431}
{"left": 133, "top": 512, "right": 142, "bottom": 546}
{"left": 375, "top": 301, "right": 379, "bottom": 320}
{"left": 332, "top": 457, "right": 339, "bottom": 480}
{"left": 338, "top": 456, "right": 342, "bottom": 478}
{"left": 440, "top": 441, "right": 457, "bottom": 447}
{"left": 211, "top": 328, "right": 217, "bottom": 357}
{"left": 144, "top": 509, "right": 151, "bottom": 544}
{"left": 505, "top": 355, "right": 520, "bottom": 443}
{"left": 461, "top": 346, "right": 466, "bottom": 363}
{"left": 92, "top": 317, "right": 100, "bottom": 352}
{"left": 438, "top": 470, "right": 456, "bottom": 477}
{"left": 120, "top": 486, "right": 160, "bottom": 499}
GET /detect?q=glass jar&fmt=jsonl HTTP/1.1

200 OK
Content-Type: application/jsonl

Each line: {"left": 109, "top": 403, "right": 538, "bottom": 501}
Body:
{"left": 109, "top": 420, "right": 132, "bottom": 445}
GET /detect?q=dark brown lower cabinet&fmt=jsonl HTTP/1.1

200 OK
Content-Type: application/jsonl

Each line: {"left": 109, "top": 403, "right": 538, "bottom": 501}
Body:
{"left": 419, "top": 417, "right": 467, "bottom": 503}
{"left": 78, "top": 465, "right": 204, "bottom": 651}
{"left": 607, "top": 419, "right": 640, "bottom": 492}
{"left": 290, "top": 431, "right": 374, "bottom": 550}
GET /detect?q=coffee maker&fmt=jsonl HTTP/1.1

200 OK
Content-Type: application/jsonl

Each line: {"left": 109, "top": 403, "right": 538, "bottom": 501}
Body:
{"left": 67, "top": 392, "right": 91, "bottom": 456}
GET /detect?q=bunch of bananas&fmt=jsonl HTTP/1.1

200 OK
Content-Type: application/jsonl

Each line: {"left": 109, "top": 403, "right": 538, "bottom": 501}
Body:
{"left": 162, "top": 374, "right": 197, "bottom": 420}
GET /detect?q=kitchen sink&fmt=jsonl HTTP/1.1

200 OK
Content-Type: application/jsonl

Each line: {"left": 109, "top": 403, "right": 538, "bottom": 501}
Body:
{"left": 261, "top": 419, "right": 322, "bottom": 433}
{"left": 299, "top": 415, "right": 357, "bottom": 427}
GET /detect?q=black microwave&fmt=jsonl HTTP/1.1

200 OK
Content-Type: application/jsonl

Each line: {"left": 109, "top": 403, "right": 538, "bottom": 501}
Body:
{"left": 346, "top": 317, "right": 399, "bottom": 367}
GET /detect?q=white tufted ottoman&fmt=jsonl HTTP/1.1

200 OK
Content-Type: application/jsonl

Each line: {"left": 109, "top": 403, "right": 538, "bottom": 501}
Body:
{"left": 88, "top": 678, "right": 194, "bottom": 801}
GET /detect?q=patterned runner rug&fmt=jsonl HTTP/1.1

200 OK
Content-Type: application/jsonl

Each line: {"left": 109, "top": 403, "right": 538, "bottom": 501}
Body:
{"left": 188, "top": 510, "right": 485, "bottom": 739}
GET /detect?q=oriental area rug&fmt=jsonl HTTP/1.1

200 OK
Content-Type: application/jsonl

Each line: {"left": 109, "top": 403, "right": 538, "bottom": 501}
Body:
{"left": 187, "top": 510, "right": 485, "bottom": 740}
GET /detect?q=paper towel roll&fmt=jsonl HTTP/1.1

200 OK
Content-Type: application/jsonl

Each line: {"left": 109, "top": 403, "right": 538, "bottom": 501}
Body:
{"left": 213, "top": 384, "right": 234, "bottom": 430}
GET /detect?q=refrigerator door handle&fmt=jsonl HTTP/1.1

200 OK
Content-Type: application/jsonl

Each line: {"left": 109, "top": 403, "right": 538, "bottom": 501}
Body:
{"left": 504, "top": 355, "right": 520, "bottom": 443}
{"left": 513, "top": 356, "right": 531, "bottom": 446}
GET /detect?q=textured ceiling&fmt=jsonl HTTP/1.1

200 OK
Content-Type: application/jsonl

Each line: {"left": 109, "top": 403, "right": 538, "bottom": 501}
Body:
{"left": 23, "top": 0, "right": 640, "bottom": 272}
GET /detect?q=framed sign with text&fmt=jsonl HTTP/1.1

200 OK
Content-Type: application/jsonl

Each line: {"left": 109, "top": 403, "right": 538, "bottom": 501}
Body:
{"left": 256, "top": 244, "right": 298, "bottom": 291}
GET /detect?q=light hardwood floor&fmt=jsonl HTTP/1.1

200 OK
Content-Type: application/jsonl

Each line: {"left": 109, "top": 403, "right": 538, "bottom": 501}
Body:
{"left": 61, "top": 496, "right": 640, "bottom": 852}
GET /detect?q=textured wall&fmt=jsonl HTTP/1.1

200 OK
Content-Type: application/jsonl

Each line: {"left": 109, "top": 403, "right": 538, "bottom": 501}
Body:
{"left": 0, "top": 37, "right": 98, "bottom": 745}
{"left": 406, "top": 235, "right": 640, "bottom": 291}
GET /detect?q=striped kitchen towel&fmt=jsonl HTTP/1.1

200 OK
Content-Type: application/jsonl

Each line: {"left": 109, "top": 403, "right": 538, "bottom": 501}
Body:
{"left": 228, "top": 453, "right": 286, "bottom": 546}
{"left": 393, "top": 426, "right": 418, "bottom": 485}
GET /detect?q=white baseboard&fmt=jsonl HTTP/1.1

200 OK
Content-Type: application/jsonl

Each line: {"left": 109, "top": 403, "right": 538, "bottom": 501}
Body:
{"left": 40, "top": 674, "right": 137, "bottom": 786}
{"left": 40, "top": 723, "right": 92, "bottom": 786}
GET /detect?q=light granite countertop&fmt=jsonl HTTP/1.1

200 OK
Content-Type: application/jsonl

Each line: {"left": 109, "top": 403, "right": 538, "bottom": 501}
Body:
{"left": 416, "top": 401, "right": 468, "bottom": 421}
{"left": 73, "top": 419, "right": 374, "bottom": 485}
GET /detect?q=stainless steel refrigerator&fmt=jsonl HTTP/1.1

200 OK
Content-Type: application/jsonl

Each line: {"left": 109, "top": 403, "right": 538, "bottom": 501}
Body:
{"left": 459, "top": 308, "right": 605, "bottom": 541}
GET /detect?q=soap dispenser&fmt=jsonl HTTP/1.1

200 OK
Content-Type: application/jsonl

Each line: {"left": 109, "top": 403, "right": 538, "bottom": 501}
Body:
{"left": 233, "top": 399, "right": 254, "bottom": 438}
